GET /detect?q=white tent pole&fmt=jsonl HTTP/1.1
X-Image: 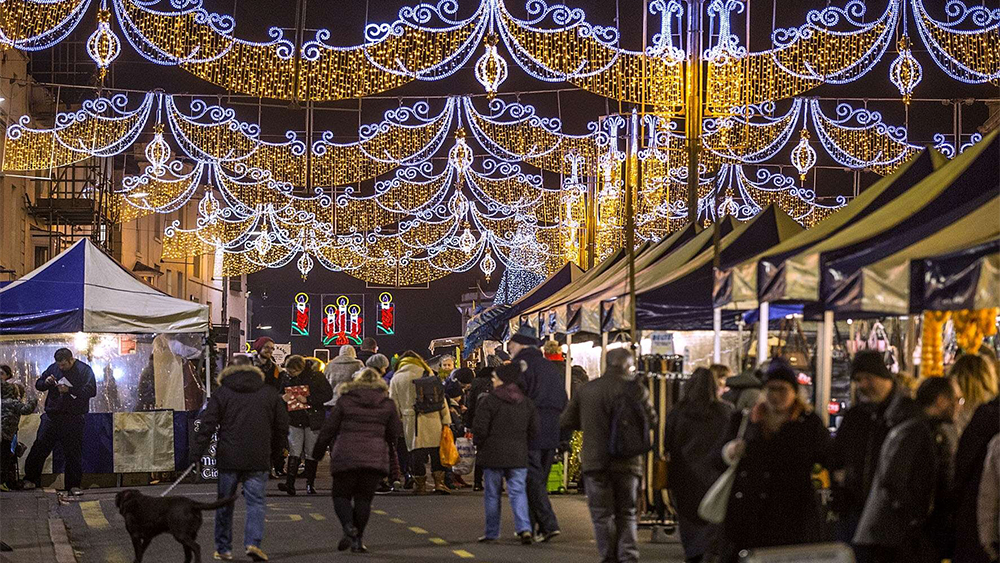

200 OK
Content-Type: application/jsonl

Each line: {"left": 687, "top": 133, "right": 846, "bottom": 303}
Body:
{"left": 817, "top": 310, "right": 834, "bottom": 426}
{"left": 601, "top": 331, "right": 609, "bottom": 373}
{"left": 204, "top": 338, "right": 212, "bottom": 399}
{"left": 713, "top": 307, "right": 722, "bottom": 364}
{"left": 563, "top": 332, "right": 573, "bottom": 491}
{"left": 758, "top": 302, "right": 770, "bottom": 366}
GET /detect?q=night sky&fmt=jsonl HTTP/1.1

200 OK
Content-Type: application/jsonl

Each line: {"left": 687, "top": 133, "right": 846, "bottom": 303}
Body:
{"left": 21, "top": 0, "right": 1000, "bottom": 354}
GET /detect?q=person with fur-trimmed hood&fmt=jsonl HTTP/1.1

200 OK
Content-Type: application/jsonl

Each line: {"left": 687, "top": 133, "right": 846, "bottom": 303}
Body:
{"left": 314, "top": 368, "right": 402, "bottom": 554}
{"left": 194, "top": 363, "right": 289, "bottom": 562}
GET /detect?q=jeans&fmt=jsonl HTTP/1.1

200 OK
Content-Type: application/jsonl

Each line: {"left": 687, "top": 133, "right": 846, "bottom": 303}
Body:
{"left": 482, "top": 467, "right": 530, "bottom": 539}
{"left": 24, "top": 413, "right": 84, "bottom": 489}
{"left": 215, "top": 471, "right": 268, "bottom": 553}
{"left": 584, "top": 471, "right": 640, "bottom": 563}
{"left": 526, "top": 449, "right": 560, "bottom": 534}
{"left": 410, "top": 447, "right": 443, "bottom": 477}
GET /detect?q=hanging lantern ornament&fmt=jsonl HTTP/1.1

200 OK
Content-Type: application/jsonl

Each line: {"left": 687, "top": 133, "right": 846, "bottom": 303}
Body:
{"left": 480, "top": 249, "right": 496, "bottom": 282}
{"left": 458, "top": 226, "right": 476, "bottom": 253}
{"left": 254, "top": 226, "right": 271, "bottom": 257}
{"left": 889, "top": 35, "right": 922, "bottom": 105}
{"left": 144, "top": 123, "right": 171, "bottom": 176}
{"left": 297, "top": 252, "right": 314, "bottom": 281}
{"left": 449, "top": 128, "right": 473, "bottom": 177}
{"left": 474, "top": 34, "right": 508, "bottom": 99}
{"left": 87, "top": 4, "right": 120, "bottom": 80}
{"left": 790, "top": 129, "right": 817, "bottom": 184}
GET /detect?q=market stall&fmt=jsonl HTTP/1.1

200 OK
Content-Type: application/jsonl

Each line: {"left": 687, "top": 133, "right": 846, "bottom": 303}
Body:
{"left": 0, "top": 239, "right": 210, "bottom": 486}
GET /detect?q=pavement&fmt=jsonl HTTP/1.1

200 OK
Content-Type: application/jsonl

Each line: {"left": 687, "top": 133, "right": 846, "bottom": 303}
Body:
{"left": 0, "top": 469, "right": 685, "bottom": 563}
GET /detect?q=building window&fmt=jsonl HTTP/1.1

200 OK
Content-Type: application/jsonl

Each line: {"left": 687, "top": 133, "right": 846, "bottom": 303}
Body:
{"left": 154, "top": 213, "right": 161, "bottom": 242}
{"left": 229, "top": 276, "right": 242, "bottom": 293}
{"left": 176, "top": 271, "right": 184, "bottom": 298}
{"left": 34, "top": 246, "right": 49, "bottom": 268}
{"left": 166, "top": 269, "right": 174, "bottom": 295}
{"left": 191, "top": 255, "right": 200, "bottom": 280}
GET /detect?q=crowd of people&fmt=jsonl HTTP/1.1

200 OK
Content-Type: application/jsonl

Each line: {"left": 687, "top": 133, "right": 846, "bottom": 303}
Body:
{"left": 2, "top": 332, "right": 1000, "bottom": 563}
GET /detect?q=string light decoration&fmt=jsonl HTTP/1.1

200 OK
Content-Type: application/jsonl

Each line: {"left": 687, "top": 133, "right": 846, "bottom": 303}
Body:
{"left": 0, "top": 0, "right": 90, "bottom": 51}
{"left": 910, "top": 0, "right": 1000, "bottom": 85}
{"left": 475, "top": 33, "right": 508, "bottom": 99}
{"left": 86, "top": 2, "right": 119, "bottom": 79}
{"left": 889, "top": 35, "right": 922, "bottom": 105}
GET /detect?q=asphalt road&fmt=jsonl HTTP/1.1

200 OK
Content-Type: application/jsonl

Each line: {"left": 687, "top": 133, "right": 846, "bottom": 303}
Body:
{"left": 55, "top": 473, "right": 685, "bottom": 563}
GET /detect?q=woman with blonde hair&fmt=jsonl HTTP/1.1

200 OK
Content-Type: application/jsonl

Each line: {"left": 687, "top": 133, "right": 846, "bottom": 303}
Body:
{"left": 950, "top": 353, "right": 998, "bottom": 434}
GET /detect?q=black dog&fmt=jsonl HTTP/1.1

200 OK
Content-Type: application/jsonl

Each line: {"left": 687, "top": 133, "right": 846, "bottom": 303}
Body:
{"left": 115, "top": 489, "right": 236, "bottom": 563}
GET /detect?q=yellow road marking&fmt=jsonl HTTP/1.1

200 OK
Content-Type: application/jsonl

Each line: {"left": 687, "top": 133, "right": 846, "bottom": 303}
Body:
{"left": 390, "top": 518, "right": 406, "bottom": 524}
{"left": 309, "top": 513, "right": 325, "bottom": 521}
{"left": 80, "top": 501, "right": 109, "bottom": 530}
{"left": 373, "top": 509, "right": 387, "bottom": 515}
{"left": 429, "top": 537, "right": 448, "bottom": 545}
{"left": 453, "top": 549, "right": 475, "bottom": 558}
{"left": 409, "top": 526, "right": 428, "bottom": 534}
{"left": 265, "top": 514, "right": 302, "bottom": 522}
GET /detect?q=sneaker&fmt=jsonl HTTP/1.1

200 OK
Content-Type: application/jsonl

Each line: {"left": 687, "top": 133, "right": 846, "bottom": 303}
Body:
{"left": 305, "top": 484, "right": 317, "bottom": 495}
{"left": 535, "top": 530, "right": 561, "bottom": 543}
{"left": 477, "top": 536, "right": 497, "bottom": 543}
{"left": 213, "top": 551, "right": 233, "bottom": 561}
{"left": 519, "top": 531, "right": 533, "bottom": 545}
{"left": 68, "top": 488, "right": 83, "bottom": 496}
{"left": 245, "top": 545, "right": 268, "bottom": 561}
{"left": 21, "top": 481, "right": 37, "bottom": 491}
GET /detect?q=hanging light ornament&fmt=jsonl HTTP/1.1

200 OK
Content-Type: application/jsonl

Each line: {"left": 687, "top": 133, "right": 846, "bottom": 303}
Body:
{"left": 889, "top": 35, "right": 922, "bottom": 105}
{"left": 144, "top": 123, "right": 171, "bottom": 176}
{"left": 458, "top": 226, "right": 476, "bottom": 253}
{"left": 474, "top": 33, "right": 508, "bottom": 99}
{"left": 480, "top": 249, "right": 496, "bottom": 282}
{"left": 86, "top": 3, "right": 120, "bottom": 80}
{"left": 449, "top": 127, "right": 473, "bottom": 177}
{"left": 254, "top": 225, "right": 271, "bottom": 257}
{"left": 297, "top": 252, "right": 314, "bottom": 280}
{"left": 790, "top": 129, "right": 817, "bottom": 183}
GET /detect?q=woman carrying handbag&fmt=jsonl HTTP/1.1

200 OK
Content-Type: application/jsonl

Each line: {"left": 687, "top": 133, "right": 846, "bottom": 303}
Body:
{"left": 710, "top": 359, "right": 831, "bottom": 563}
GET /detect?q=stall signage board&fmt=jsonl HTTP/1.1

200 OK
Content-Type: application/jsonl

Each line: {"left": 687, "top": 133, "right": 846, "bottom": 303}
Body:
{"left": 191, "top": 418, "right": 218, "bottom": 481}
{"left": 650, "top": 332, "right": 675, "bottom": 355}
{"left": 273, "top": 344, "right": 291, "bottom": 366}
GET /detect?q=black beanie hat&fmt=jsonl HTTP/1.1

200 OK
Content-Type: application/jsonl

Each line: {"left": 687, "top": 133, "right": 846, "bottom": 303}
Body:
{"left": 762, "top": 358, "right": 799, "bottom": 390}
{"left": 496, "top": 363, "right": 522, "bottom": 385}
{"left": 851, "top": 350, "right": 892, "bottom": 380}
{"left": 452, "top": 367, "right": 475, "bottom": 385}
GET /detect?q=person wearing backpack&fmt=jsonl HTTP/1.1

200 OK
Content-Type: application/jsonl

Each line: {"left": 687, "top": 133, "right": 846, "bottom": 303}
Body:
{"left": 388, "top": 351, "right": 452, "bottom": 495}
{"left": 560, "top": 348, "right": 655, "bottom": 563}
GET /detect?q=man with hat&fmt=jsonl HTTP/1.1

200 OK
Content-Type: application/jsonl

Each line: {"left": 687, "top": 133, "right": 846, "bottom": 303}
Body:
{"left": 830, "top": 350, "right": 918, "bottom": 558}
{"left": 507, "top": 327, "right": 567, "bottom": 543}
{"left": 252, "top": 337, "right": 281, "bottom": 391}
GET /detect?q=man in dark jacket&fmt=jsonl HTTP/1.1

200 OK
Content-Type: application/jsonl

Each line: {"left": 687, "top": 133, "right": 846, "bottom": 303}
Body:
{"left": 278, "top": 355, "right": 333, "bottom": 496}
{"left": 854, "top": 376, "right": 963, "bottom": 563}
{"left": 356, "top": 337, "right": 378, "bottom": 365}
{"left": 831, "top": 351, "right": 918, "bottom": 556}
{"left": 509, "top": 329, "right": 568, "bottom": 542}
{"left": 473, "top": 363, "right": 538, "bottom": 544}
{"left": 465, "top": 367, "right": 495, "bottom": 491}
{"left": 560, "top": 348, "right": 655, "bottom": 563}
{"left": 23, "top": 348, "right": 96, "bottom": 494}
{"left": 953, "top": 396, "right": 999, "bottom": 563}
{"left": 194, "top": 364, "right": 289, "bottom": 562}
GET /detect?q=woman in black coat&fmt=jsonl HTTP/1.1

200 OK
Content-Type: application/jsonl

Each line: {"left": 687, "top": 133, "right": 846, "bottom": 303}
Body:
{"left": 665, "top": 368, "right": 734, "bottom": 563}
{"left": 313, "top": 368, "right": 402, "bottom": 553}
{"left": 465, "top": 367, "right": 495, "bottom": 491}
{"left": 717, "top": 360, "right": 831, "bottom": 562}
{"left": 278, "top": 355, "right": 333, "bottom": 496}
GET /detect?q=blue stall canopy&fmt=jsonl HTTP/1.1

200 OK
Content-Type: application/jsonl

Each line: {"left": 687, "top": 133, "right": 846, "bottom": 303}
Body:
{"left": 922, "top": 238, "right": 1000, "bottom": 312}
{"left": 0, "top": 239, "right": 209, "bottom": 334}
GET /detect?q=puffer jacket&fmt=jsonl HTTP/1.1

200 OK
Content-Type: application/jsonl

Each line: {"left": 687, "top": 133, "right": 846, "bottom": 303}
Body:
{"left": 324, "top": 355, "right": 364, "bottom": 406}
{"left": 1, "top": 380, "right": 37, "bottom": 442}
{"left": 473, "top": 383, "right": 537, "bottom": 469}
{"left": 514, "top": 346, "right": 568, "bottom": 450}
{"left": 194, "top": 365, "right": 289, "bottom": 472}
{"left": 854, "top": 415, "right": 954, "bottom": 559}
{"left": 313, "top": 378, "right": 401, "bottom": 475}
{"left": 280, "top": 367, "right": 333, "bottom": 430}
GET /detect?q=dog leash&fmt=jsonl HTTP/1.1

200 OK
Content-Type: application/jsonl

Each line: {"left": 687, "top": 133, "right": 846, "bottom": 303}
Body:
{"left": 160, "top": 463, "right": 197, "bottom": 497}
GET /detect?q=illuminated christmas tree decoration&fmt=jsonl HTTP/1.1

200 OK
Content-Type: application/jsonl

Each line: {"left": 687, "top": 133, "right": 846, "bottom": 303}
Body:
{"left": 377, "top": 292, "right": 396, "bottom": 336}
{"left": 292, "top": 292, "right": 310, "bottom": 336}
{"left": 790, "top": 129, "right": 817, "bottom": 184}
{"left": 889, "top": 35, "right": 922, "bottom": 104}
{"left": 475, "top": 33, "right": 508, "bottom": 99}
{"left": 86, "top": 3, "right": 120, "bottom": 79}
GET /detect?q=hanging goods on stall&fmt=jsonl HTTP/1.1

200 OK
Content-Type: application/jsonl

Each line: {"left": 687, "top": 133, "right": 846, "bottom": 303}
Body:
{"left": 698, "top": 410, "right": 750, "bottom": 525}
{"left": 771, "top": 317, "right": 811, "bottom": 371}
{"left": 951, "top": 308, "right": 999, "bottom": 354}
{"left": 921, "top": 311, "right": 950, "bottom": 377}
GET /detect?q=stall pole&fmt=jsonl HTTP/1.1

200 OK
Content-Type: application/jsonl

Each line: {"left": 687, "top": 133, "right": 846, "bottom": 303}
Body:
{"left": 204, "top": 338, "right": 212, "bottom": 399}
{"left": 817, "top": 310, "right": 834, "bottom": 426}
{"left": 563, "top": 332, "right": 573, "bottom": 491}
{"left": 757, "top": 302, "right": 770, "bottom": 366}
{"left": 712, "top": 307, "right": 722, "bottom": 364}
{"left": 601, "top": 331, "right": 609, "bottom": 373}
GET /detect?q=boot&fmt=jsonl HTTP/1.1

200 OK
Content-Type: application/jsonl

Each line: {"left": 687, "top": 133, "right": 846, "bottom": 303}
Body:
{"left": 432, "top": 471, "right": 451, "bottom": 495}
{"left": 351, "top": 535, "right": 368, "bottom": 553}
{"left": 413, "top": 475, "right": 429, "bottom": 495}
{"left": 303, "top": 459, "right": 318, "bottom": 495}
{"left": 277, "top": 456, "right": 298, "bottom": 496}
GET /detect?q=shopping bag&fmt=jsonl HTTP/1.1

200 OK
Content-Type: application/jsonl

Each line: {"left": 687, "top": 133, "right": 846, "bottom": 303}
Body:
{"left": 439, "top": 426, "right": 460, "bottom": 467}
{"left": 452, "top": 436, "right": 475, "bottom": 476}
{"left": 698, "top": 411, "right": 750, "bottom": 524}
